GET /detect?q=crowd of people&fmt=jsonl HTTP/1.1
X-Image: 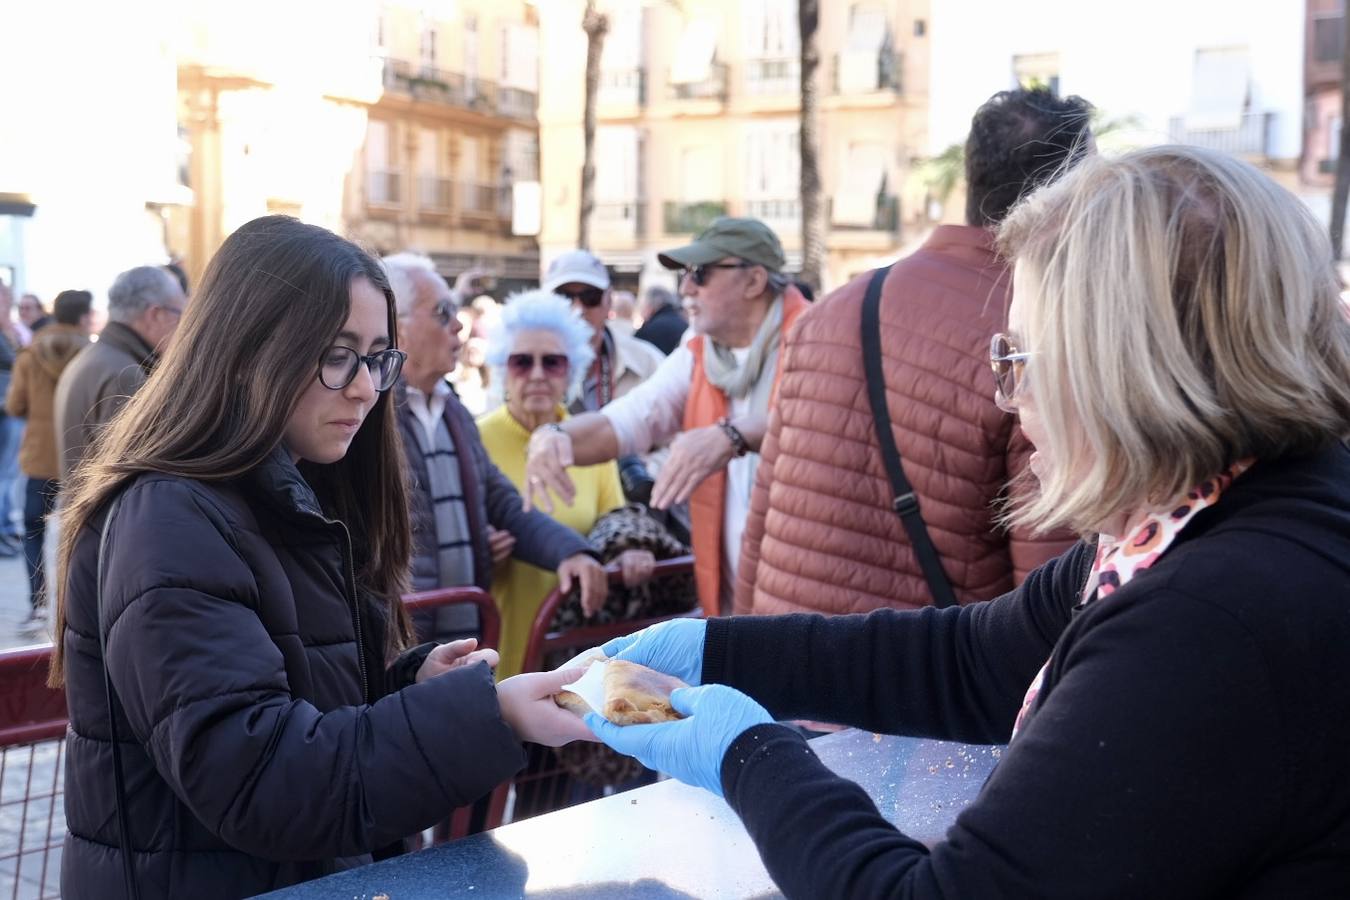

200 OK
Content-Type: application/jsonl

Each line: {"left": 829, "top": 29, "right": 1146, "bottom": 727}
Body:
{"left": 20, "top": 83, "right": 1348, "bottom": 898}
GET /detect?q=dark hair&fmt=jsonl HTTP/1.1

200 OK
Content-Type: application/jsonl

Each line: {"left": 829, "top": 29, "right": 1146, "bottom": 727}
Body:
{"left": 792, "top": 279, "right": 816, "bottom": 302}
{"left": 964, "top": 87, "right": 1094, "bottom": 228}
{"left": 164, "top": 261, "right": 190, "bottom": 295}
{"left": 52, "top": 290, "right": 93, "bottom": 325}
{"left": 52, "top": 216, "right": 412, "bottom": 684}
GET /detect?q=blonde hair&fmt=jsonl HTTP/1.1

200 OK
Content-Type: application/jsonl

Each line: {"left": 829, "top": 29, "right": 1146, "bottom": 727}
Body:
{"left": 998, "top": 145, "right": 1350, "bottom": 534}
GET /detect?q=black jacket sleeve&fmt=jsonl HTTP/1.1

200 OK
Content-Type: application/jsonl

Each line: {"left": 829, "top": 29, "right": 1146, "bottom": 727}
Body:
{"left": 101, "top": 479, "right": 526, "bottom": 860}
{"left": 704, "top": 540, "right": 1093, "bottom": 743}
{"left": 713, "top": 546, "right": 1287, "bottom": 898}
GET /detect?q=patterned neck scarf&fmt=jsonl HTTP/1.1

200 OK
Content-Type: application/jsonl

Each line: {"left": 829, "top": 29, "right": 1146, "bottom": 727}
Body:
{"left": 1010, "top": 458, "right": 1254, "bottom": 740}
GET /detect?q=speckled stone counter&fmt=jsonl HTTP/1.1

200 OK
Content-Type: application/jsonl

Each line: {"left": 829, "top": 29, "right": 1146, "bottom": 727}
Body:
{"left": 256, "top": 730, "right": 1002, "bottom": 900}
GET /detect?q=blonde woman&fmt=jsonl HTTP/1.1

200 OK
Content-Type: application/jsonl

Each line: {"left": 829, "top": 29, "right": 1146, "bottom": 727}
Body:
{"left": 587, "top": 146, "right": 1350, "bottom": 897}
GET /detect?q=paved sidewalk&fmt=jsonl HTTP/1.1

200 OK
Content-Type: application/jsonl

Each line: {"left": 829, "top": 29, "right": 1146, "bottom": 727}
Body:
{"left": 0, "top": 549, "right": 55, "bottom": 654}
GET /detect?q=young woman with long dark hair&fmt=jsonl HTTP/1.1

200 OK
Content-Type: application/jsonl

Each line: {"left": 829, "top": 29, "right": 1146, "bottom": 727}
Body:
{"left": 50, "top": 216, "right": 590, "bottom": 898}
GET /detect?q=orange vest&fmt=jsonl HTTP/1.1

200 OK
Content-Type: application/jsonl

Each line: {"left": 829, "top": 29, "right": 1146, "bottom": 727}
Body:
{"left": 683, "top": 288, "right": 808, "bottom": 615}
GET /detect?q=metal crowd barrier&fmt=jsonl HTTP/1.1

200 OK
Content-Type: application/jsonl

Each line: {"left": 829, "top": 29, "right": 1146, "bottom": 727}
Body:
{"left": 0, "top": 644, "right": 67, "bottom": 900}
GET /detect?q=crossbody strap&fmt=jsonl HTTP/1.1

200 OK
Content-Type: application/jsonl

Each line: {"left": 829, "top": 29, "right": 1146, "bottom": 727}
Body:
{"left": 860, "top": 265, "right": 959, "bottom": 609}
{"left": 97, "top": 493, "right": 141, "bottom": 900}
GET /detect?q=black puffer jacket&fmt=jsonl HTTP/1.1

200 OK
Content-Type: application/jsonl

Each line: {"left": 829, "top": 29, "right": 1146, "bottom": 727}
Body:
{"left": 59, "top": 451, "right": 526, "bottom": 899}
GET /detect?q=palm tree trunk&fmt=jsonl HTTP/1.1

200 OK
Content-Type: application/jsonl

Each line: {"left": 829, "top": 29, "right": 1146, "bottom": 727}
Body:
{"left": 1331, "top": 8, "right": 1350, "bottom": 259}
{"left": 579, "top": 1, "right": 609, "bottom": 251}
{"left": 798, "top": 0, "right": 826, "bottom": 292}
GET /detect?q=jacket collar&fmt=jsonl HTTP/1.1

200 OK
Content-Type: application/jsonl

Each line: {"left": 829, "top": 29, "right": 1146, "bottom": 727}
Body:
{"left": 919, "top": 224, "right": 1002, "bottom": 270}
{"left": 97, "top": 321, "right": 158, "bottom": 373}
{"left": 241, "top": 445, "right": 329, "bottom": 523}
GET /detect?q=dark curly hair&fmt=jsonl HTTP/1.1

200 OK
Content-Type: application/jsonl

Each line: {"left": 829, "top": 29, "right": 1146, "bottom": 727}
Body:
{"left": 964, "top": 87, "right": 1094, "bottom": 228}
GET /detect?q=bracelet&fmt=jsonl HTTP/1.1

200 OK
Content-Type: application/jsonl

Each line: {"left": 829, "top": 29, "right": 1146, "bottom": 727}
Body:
{"left": 716, "top": 417, "right": 749, "bottom": 457}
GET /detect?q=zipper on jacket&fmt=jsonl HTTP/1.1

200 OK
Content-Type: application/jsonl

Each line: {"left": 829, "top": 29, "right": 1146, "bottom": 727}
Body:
{"left": 333, "top": 519, "right": 372, "bottom": 705}
{"left": 300, "top": 506, "right": 372, "bottom": 706}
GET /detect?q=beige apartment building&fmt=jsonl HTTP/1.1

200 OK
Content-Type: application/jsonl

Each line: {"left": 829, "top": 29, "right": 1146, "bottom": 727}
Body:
{"left": 537, "top": 0, "right": 931, "bottom": 294}
{"left": 169, "top": 0, "right": 542, "bottom": 293}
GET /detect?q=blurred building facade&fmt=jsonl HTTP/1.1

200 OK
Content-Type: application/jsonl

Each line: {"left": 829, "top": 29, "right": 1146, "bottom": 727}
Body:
{"left": 170, "top": 0, "right": 542, "bottom": 294}
{"left": 537, "top": 0, "right": 933, "bottom": 294}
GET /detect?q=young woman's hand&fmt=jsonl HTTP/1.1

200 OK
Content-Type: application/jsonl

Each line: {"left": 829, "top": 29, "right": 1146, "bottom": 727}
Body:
{"left": 415, "top": 638, "right": 499, "bottom": 683}
{"left": 616, "top": 548, "right": 656, "bottom": 588}
{"left": 496, "top": 668, "right": 599, "bottom": 747}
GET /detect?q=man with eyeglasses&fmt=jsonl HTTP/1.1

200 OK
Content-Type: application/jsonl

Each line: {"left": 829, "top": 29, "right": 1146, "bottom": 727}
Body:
{"left": 524, "top": 218, "right": 809, "bottom": 616}
{"left": 55, "top": 265, "right": 187, "bottom": 481}
{"left": 383, "top": 253, "right": 607, "bottom": 647}
{"left": 541, "top": 249, "right": 664, "bottom": 415}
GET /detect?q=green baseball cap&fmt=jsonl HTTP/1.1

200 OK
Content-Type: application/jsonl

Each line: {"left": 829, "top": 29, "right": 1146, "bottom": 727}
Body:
{"left": 657, "top": 217, "right": 786, "bottom": 273}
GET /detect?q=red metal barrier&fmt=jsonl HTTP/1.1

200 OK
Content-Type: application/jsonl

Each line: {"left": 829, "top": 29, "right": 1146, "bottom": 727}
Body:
{"left": 0, "top": 643, "right": 66, "bottom": 900}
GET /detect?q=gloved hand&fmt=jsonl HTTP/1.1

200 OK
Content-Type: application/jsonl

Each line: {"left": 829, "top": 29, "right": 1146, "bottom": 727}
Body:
{"left": 601, "top": 618, "right": 707, "bottom": 686}
{"left": 585, "top": 685, "right": 772, "bottom": 798}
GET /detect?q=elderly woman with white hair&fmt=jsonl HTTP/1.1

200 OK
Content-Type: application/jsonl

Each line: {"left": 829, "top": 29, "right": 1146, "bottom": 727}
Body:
{"left": 478, "top": 290, "right": 657, "bottom": 678}
{"left": 587, "top": 145, "right": 1350, "bottom": 897}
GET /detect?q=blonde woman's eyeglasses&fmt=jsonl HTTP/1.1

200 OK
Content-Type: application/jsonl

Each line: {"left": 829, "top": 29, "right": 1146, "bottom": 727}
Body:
{"left": 990, "top": 333, "right": 1031, "bottom": 414}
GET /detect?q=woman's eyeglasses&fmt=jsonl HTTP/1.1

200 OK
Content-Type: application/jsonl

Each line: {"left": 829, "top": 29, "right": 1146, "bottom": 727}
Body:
{"left": 683, "top": 262, "right": 752, "bottom": 287}
{"left": 506, "top": 353, "right": 570, "bottom": 377}
{"left": 319, "top": 347, "right": 407, "bottom": 391}
{"left": 989, "top": 333, "right": 1031, "bottom": 414}
{"left": 555, "top": 286, "right": 606, "bottom": 308}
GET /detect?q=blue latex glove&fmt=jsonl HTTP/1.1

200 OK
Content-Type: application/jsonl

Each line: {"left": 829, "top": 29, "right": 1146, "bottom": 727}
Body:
{"left": 585, "top": 685, "right": 771, "bottom": 798}
{"left": 601, "top": 618, "right": 707, "bottom": 686}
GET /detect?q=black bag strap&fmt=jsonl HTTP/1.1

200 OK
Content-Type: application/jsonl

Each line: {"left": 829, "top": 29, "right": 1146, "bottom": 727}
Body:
{"left": 861, "top": 265, "right": 959, "bottom": 609}
{"left": 96, "top": 493, "right": 141, "bottom": 900}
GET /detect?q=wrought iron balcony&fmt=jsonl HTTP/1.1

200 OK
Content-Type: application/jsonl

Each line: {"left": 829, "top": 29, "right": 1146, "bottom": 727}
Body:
{"left": 664, "top": 201, "right": 727, "bottom": 234}
{"left": 1167, "top": 112, "right": 1274, "bottom": 159}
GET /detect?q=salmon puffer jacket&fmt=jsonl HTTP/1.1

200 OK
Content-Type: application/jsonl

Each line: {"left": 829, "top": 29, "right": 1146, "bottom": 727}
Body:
{"left": 735, "top": 225, "right": 1074, "bottom": 617}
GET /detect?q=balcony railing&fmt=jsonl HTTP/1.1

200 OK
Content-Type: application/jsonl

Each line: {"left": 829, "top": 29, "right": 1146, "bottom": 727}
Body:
{"left": 828, "top": 194, "right": 900, "bottom": 233}
{"left": 745, "top": 198, "right": 801, "bottom": 223}
{"left": 1167, "top": 112, "right": 1274, "bottom": 158}
{"left": 594, "top": 201, "right": 647, "bottom": 238}
{"left": 664, "top": 200, "right": 727, "bottom": 234}
{"left": 831, "top": 50, "right": 902, "bottom": 95}
{"left": 599, "top": 68, "right": 647, "bottom": 106}
{"left": 381, "top": 58, "right": 537, "bottom": 120}
{"left": 459, "top": 182, "right": 511, "bottom": 222}
{"left": 418, "top": 176, "right": 453, "bottom": 212}
{"left": 668, "top": 63, "right": 729, "bottom": 102}
{"left": 744, "top": 57, "right": 799, "bottom": 95}
{"left": 368, "top": 170, "right": 403, "bottom": 206}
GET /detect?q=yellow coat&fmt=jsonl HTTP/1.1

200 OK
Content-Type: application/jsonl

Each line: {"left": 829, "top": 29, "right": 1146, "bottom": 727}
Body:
{"left": 476, "top": 405, "right": 623, "bottom": 678}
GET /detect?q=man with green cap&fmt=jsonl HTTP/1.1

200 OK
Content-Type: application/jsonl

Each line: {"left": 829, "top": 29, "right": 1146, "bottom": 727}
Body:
{"left": 523, "top": 217, "right": 808, "bottom": 615}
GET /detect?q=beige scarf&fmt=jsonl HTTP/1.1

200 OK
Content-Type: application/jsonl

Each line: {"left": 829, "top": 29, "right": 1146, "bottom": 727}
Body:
{"left": 702, "top": 295, "right": 784, "bottom": 415}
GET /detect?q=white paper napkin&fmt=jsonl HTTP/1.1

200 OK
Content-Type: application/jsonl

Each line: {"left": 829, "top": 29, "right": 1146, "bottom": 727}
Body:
{"left": 559, "top": 659, "right": 608, "bottom": 714}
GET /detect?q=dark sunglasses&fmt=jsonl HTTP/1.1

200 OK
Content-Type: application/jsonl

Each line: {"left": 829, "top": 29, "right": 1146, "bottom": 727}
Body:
{"left": 319, "top": 346, "right": 407, "bottom": 391}
{"left": 555, "top": 286, "right": 606, "bottom": 308}
{"left": 506, "top": 353, "right": 570, "bottom": 377}
{"left": 683, "top": 262, "right": 752, "bottom": 287}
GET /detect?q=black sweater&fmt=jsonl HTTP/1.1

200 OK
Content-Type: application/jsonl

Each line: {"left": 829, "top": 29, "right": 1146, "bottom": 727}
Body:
{"left": 706, "top": 445, "right": 1350, "bottom": 898}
